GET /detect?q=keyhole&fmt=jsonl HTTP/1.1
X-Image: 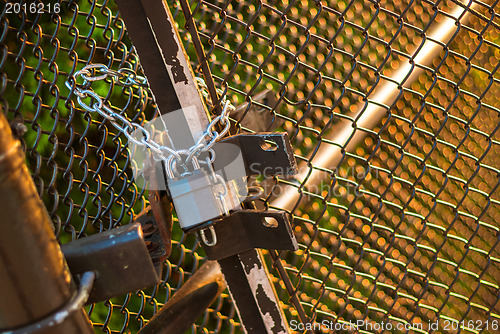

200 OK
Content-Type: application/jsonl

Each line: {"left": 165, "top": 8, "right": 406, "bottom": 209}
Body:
{"left": 262, "top": 216, "right": 279, "bottom": 228}
{"left": 260, "top": 139, "right": 278, "bottom": 151}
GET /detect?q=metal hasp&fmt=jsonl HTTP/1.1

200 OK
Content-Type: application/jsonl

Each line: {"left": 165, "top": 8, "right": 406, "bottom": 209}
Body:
{"left": 199, "top": 131, "right": 298, "bottom": 333}
{"left": 0, "top": 112, "right": 94, "bottom": 334}
{"left": 214, "top": 133, "right": 298, "bottom": 177}
{"left": 230, "top": 89, "right": 279, "bottom": 133}
{"left": 201, "top": 132, "right": 298, "bottom": 259}
{"left": 61, "top": 223, "right": 161, "bottom": 305}
{"left": 137, "top": 261, "right": 226, "bottom": 334}
{"left": 202, "top": 210, "right": 298, "bottom": 261}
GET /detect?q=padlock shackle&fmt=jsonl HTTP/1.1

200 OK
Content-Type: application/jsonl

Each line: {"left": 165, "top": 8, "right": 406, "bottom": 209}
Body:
{"left": 164, "top": 155, "right": 176, "bottom": 179}
{"left": 164, "top": 151, "right": 202, "bottom": 179}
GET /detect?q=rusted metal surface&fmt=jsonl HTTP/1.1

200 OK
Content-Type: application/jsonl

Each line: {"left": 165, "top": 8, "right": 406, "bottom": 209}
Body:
{"left": 114, "top": 1, "right": 291, "bottom": 332}
{"left": 0, "top": 112, "right": 93, "bottom": 334}
{"left": 135, "top": 206, "right": 170, "bottom": 276}
{"left": 2, "top": 0, "right": 499, "bottom": 332}
{"left": 177, "top": 0, "right": 221, "bottom": 115}
{"left": 220, "top": 251, "right": 290, "bottom": 334}
{"left": 115, "top": 0, "right": 210, "bottom": 147}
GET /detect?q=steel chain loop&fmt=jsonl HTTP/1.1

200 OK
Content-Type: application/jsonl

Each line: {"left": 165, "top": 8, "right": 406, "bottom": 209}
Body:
{"left": 66, "top": 64, "right": 234, "bottom": 179}
{"left": 66, "top": 65, "right": 235, "bottom": 229}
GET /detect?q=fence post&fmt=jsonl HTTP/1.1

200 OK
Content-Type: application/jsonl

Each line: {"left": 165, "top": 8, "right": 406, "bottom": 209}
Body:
{"left": 114, "top": 0, "right": 290, "bottom": 332}
{"left": 0, "top": 112, "right": 94, "bottom": 334}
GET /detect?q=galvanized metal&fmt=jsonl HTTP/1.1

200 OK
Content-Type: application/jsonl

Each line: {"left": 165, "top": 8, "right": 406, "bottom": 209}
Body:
{"left": 271, "top": 0, "right": 482, "bottom": 211}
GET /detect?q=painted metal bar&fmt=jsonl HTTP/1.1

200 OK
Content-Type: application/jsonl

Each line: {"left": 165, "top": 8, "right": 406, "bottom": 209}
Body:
{"left": 177, "top": 0, "right": 222, "bottom": 115}
{"left": 115, "top": 1, "right": 289, "bottom": 332}
{"left": 272, "top": 0, "right": 478, "bottom": 211}
{"left": 0, "top": 111, "right": 94, "bottom": 334}
{"left": 116, "top": 0, "right": 209, "bottom": 148}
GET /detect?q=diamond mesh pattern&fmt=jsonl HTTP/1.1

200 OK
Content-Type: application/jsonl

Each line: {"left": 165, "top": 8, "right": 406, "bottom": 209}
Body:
{"left": 1, "top": 0, "right": 499, "bottom": 333}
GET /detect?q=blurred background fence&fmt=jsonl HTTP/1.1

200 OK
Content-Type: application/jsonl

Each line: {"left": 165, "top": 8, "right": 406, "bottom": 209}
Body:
{"left": 1, "top": 0, "right": 499, "bottom": 333}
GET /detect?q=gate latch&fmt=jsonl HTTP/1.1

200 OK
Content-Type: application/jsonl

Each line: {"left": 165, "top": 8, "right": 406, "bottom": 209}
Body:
{"left": 163, "top": 132, "right": 298, "bottom": 235}
{"left": 164, "top": 132, "right": 300, "bottom": 258}
{"left": 198, "top": 209, "right": 298, "bottom": 260}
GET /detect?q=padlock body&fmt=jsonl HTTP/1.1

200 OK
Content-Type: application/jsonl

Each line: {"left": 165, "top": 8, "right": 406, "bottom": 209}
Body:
{"left": 167, "top": 170, "right": 224, "bottom": 231}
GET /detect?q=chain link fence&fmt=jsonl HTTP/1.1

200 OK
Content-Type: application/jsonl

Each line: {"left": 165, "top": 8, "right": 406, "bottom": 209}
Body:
{"left": 1, "top": 0, "right": 499, "bottom": 333}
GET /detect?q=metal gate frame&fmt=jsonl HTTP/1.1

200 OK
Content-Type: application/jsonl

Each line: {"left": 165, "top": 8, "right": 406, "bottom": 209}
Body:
{"left": 0, "top": 0, "right": 498, "bottom": 332}
{"left": 113, "top": 0, "right": 289, "bottom": 333}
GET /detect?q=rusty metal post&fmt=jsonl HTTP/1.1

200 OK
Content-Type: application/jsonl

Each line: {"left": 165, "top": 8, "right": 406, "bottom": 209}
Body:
{"left": 0, "top": 112, "right": 94, "bottom": 334}
{"left": 115, "top": 1, "right": 291, "bottom": 332}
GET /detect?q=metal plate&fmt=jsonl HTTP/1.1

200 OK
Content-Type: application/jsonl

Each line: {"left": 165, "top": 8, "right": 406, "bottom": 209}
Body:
{"left": 214, "top": 133, "right": 298, "bottom": 177}
{"left": 202, "top": 210, "right": 298, "bottom": 261}
{"left": 62, "top": 223, "right": 160, "bottom": 305}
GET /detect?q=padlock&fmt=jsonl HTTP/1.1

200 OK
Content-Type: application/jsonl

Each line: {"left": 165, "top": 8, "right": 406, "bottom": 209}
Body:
{"left": 165, "top": 157, "right": 228, "bottom": 232}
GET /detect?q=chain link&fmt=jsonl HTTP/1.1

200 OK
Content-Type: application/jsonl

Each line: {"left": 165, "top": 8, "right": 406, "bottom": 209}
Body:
{"left": 66, "top": 64, "right": 233, "bottom": 177}
{"left": 66, "top": 64, "right": 235, "bottom": 230}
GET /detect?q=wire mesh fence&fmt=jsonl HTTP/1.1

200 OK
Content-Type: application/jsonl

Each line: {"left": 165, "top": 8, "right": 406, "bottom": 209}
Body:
{"left": 1, "top": 0, "right": 499, "bottom": 333}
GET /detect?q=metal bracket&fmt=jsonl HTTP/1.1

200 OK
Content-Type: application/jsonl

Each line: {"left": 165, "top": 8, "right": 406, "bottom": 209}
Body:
{"left": 62, "top": 223, "right": 161, "bottom": 305}
{"left": 230, "top": 89, "right": 280, "bottom": 133}
{"left": 134, "top": 207, "right": 169, "bottom": 276}
{"left": 199, "top": 210, "right": 298, "bottom": 261}
{"left": 213, "top": 132, "right": 298, "bottom": 178}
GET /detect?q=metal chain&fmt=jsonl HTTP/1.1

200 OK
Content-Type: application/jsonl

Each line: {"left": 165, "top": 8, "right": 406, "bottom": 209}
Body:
{"left": 66, "top": 65, "right": 235, "bottom": 237}
{"left": 65, "top": 64, "right": 234, "bottom": 178}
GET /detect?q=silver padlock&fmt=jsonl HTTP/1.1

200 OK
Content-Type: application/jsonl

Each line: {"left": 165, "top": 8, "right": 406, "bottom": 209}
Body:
{"left": 165, "top": 157, "right": 227, "bottom": 232}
